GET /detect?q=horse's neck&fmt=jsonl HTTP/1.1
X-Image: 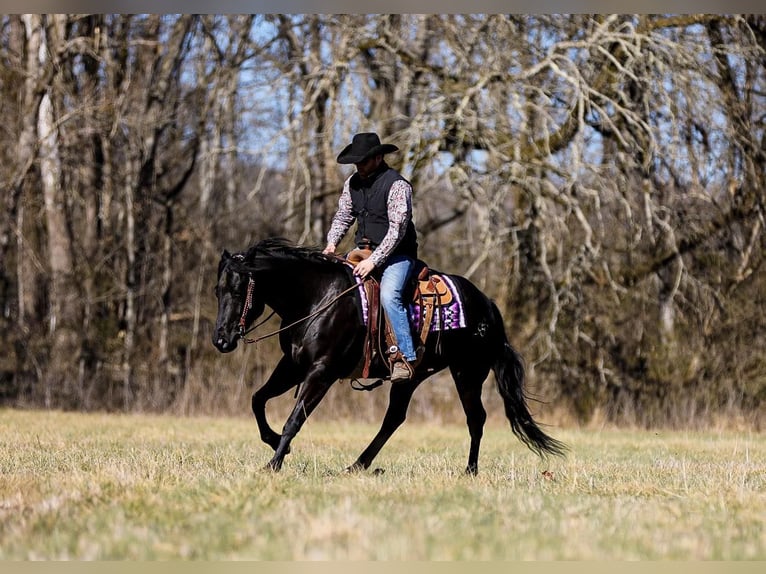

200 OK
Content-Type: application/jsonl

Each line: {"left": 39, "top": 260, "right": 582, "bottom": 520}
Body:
{"left": 256, "top": 258, "right": 338, "bottom": 318}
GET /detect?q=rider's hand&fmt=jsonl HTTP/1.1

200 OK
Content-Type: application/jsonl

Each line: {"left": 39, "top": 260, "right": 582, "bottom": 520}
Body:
{"left": 322, "top": 243, "right": 336, "bottom": 255}
{"left": 353, "top": 258, "right": 376, "bottom": 279}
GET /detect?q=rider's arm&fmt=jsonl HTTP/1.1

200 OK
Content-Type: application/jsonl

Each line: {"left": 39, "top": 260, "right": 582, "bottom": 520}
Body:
{"left": 326, "top": 177, "right": 355, "bottom": 249}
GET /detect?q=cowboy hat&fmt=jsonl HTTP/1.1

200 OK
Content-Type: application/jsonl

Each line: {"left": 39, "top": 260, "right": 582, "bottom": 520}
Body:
{"left": 336, "top": 132, "right": 399, "bottom": 164}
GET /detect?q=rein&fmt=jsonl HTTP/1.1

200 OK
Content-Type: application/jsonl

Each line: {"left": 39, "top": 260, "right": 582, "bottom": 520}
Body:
{"left": 239, "top": 278, "right": 362, "bottom": 346}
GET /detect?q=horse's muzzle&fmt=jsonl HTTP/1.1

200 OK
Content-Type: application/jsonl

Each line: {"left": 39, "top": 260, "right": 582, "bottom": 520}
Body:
{"left": 213, "top": 332, "right": 239, "bottom": 353}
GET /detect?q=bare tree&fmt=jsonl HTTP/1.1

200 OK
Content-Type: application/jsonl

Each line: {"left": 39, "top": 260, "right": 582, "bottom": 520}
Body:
{"left": 0, "top": 14, "right": 763, "bottom": 427}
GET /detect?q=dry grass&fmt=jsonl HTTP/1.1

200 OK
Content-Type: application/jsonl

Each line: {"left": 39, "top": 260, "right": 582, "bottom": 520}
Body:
{"left": 0, "top": 408, "right": 763, "bottom": 559}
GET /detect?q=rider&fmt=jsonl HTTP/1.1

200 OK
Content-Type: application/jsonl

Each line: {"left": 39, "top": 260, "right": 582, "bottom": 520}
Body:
{"left": 322, "top": 132, "right": 419, "bottom": 383}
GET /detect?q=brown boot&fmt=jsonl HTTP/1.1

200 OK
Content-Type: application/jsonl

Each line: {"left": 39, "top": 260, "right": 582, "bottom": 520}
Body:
{"left": 390, "top": 360, "right": 413, "bottom": 383}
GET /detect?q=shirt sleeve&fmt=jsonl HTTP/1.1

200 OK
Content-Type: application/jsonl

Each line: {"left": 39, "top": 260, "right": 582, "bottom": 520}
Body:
{"left": 370, "top": 179, "right": 413, "bottom": 267}
{"left": 326, "top": 177, "right": 355, "bottom": 247}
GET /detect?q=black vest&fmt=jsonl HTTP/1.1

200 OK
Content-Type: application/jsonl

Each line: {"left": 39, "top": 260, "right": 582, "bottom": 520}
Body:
{"left": 349, "top": 164, "right": 418, "bottom": 259}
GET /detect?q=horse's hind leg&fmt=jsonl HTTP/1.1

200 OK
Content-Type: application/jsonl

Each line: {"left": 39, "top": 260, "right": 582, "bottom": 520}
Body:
{"left": 347, "top": 379, "right": 421, "bottom": 472}
{"left": 252, "top": 356, "right": 301, "bottom": 451}
{"left": 450, "top": 363, "right": 489, "bottom": 475}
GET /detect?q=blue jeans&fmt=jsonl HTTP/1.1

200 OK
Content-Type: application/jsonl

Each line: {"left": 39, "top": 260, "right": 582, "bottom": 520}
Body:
{"left": 380, "top": 255, "right": 417, "bottom": 362}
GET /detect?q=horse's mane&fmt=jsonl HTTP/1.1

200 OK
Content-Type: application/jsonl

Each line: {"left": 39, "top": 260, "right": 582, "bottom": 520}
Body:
{"left": 245, "top": 237, "right": 317, "bottom": 259}
{"left": 236, "top": 237, "right": 338, "bottom": 270}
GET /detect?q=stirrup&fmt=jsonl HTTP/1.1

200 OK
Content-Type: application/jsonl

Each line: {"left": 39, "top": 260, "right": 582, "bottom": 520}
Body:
{"left": 390, "top": 359, "right": 415, "bottom": 383}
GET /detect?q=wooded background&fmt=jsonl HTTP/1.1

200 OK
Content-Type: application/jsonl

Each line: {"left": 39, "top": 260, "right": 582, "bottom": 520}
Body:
{"left": 1, "top": 14, "right": 764, "bottom": 428}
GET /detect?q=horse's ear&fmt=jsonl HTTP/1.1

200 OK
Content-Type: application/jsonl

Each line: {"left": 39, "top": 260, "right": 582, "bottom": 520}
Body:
{"left": 222, "top": 249, "right": 231, "bottom": 259}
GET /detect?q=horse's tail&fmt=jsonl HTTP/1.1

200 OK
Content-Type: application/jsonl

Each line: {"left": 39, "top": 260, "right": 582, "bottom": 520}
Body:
{"left": 490, "top": 302, "right": 567, "bottom": 459}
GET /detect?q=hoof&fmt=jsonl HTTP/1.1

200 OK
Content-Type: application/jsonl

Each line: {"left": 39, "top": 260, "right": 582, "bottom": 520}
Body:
{"left": 344, "top": 462, "right": 364, "bottom": 474}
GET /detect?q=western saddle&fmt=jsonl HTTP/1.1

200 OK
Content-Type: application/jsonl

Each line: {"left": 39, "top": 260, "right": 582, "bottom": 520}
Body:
{"left": 345, "top": 247, "right": 453, "bottom": 379}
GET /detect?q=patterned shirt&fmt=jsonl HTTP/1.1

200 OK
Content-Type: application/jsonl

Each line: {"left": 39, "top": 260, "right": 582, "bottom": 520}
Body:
{"left": 327, "top": 175, "right": 413, "bottom": 267}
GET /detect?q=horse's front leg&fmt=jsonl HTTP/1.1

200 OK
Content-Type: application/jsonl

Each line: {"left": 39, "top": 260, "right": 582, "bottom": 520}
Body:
{"left": 252, "top": 356, "right": 301, "bottom": 452}
{"left": 266, "top": 363, "right": 334, "bottom": 472}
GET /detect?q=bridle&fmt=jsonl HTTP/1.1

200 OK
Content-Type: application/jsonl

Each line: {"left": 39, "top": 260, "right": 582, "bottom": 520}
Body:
{"left": 237, "top": 276, "right": 258, "bottom": 337}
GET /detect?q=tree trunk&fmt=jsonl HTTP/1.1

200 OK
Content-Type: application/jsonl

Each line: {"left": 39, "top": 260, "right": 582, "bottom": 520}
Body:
{"left": 33, "top": 15, "right": 78, "bottom": 405}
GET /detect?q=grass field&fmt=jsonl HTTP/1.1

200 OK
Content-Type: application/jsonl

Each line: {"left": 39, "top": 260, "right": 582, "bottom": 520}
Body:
{"left": 0, "top": 408, "right": 763, "bottom": 560}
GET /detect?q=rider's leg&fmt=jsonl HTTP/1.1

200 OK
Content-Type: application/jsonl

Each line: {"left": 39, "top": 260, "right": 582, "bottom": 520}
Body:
{"left": 380, "top": 255, "right": 417, "bottom": 371}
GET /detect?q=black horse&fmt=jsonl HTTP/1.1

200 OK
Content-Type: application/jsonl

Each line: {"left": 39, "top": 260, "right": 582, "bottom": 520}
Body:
{"left": 213, "top": 238, "right": 566, "bottom": 474}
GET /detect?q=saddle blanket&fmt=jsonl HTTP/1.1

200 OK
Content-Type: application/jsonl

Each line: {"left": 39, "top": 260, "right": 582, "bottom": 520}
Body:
{"left": 355, "top": 273, "right": 466, "bottom": 333}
